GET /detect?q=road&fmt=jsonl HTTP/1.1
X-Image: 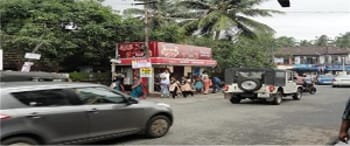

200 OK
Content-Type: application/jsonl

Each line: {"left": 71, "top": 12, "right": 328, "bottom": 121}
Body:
{"left": 100, "top": 85, "right": 349, "bottom": 145}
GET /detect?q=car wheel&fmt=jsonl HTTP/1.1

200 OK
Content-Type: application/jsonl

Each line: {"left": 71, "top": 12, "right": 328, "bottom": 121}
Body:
{"left": 1, "top": 137, "right": 39, "bottom": 146}
{"left": 238, "top": 79, "right": 262, "bottom": 92}
{"left": 230, "top": 97, "right": 241, "bottom": 104}
{"left": 145, "top": 115, "right": 170, "bottom": 138}
{"left": 272, "top": 91, "right": 282, "bottom": 105}
{"left": 293, "top": 88, "right": 303, "bottom": 100}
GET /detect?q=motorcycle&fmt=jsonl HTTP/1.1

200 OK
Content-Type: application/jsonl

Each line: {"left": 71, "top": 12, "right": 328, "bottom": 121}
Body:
{"left": 302, "top": 82, "right": 317, "bottom": 94}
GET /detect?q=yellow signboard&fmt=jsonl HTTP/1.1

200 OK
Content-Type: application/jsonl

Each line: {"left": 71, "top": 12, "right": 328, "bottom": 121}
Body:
{"left": 140, "top": 68, "right": 153, "bottom": 77}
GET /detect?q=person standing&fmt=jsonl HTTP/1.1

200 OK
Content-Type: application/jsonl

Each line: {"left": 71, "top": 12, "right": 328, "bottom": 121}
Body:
{"left": 160, "top": 76, "right": 170, "bottom": 98}
{"left": 130, "top": 76, "right": 143, "bottom": 98}
{"left": 203, "top": 76, "right": 211, "bottom": 94}
{"left": 211, "top": 76, "right": 221, "bottom": 93}
{"left": 201, "top": 70, "right": 208, "bottom": 80}
{"left": 160, "top": 68, "right": 170, "bottom": 83}
{"left": 110, "top": 75, "right": 124, "bottom": 92}
{"left": 339, "top": 98, "right": 350, "bottom": 143}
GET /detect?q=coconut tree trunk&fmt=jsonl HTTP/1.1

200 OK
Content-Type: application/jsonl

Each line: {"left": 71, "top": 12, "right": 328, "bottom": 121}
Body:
{"left": 214, "top": 30, "right": 221, "bottom": 40}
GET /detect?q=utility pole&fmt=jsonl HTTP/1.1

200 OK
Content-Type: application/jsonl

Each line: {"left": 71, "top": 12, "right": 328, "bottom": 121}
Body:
{"left": 144, "top": 0, "right": 149, "bottom": 58}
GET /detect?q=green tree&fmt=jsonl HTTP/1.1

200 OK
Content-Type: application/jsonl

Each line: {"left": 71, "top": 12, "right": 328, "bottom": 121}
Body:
{"left": 335, "top": 32, "right": 350, "bottom": 48}
{"left": 275, "top": 36, "right": 296, "bottom": 47}
{"left": 185, "top": 34, "right": 274, "bottom": 77}
{"left": 123, "top": 0, "right": 177, "bottom": 28}
{"left": 151, "top": 24, "right": 186, "bottom": 42}
{"left": 299, "top": 40, "right": 313, "bottom": 47}
{"left": 314, "top": 35, "right": 330, "bottom": 47}
{"left": 0, "top": 0, "right": 138, "bottom": 71}
{"left": 178, "top": 0, "right": 283, "bottom": 40}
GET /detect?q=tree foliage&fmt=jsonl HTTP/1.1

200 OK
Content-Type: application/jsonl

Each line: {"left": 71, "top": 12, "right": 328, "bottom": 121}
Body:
{"left": 335, "top": 32, "right": 350, "bottom": 48}
{"left": 123, "top": 0, "right": 178, "bottom": 29}
{"left": 177, "top": 0, "right": 283, "bottom": 40}
{"left": 0, "top": 0, "right": 140, "bottom": 71}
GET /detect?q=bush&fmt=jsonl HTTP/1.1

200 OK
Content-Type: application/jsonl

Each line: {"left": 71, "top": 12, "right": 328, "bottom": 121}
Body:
{"left": 69, "top": 72, "right": 111, "bottom": 85}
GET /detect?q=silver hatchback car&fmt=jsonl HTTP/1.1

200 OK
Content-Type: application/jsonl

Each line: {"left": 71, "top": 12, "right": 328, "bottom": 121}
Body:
{"left": 0, "top": 82, "right": 173, "bottom": 145}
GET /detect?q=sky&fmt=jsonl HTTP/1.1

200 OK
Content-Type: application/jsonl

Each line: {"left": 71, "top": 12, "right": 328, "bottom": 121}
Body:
{"left": 103, "top": 0, "right": 350, "bottom": 41}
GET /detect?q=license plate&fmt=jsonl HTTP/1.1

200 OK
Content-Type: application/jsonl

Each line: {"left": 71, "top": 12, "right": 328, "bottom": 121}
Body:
{"left": 258, "top": 93, "right": 271, "bottom": 98}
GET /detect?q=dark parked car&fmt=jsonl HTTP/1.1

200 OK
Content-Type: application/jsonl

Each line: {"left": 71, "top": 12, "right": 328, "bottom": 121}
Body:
{"left": 0, "top": 82, "right": 173, "bottom": 145}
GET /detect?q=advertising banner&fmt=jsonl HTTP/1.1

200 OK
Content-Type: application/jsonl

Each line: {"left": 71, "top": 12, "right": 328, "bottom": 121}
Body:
{"left": 140, "top": 68, "right": 153, "bottom": 77}
{"left": 157, "top": 42, "right": 211, "bottom": 59}
{"left": 131, "top": 59, "right": 152, "bottom": 69}
{"left": 117, "top": 41, "right": 212, "bottom": 59}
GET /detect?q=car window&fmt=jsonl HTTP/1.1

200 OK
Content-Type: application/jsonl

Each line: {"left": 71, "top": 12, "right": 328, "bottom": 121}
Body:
{"left": 74, "top": 87, "right": 126, "bottom": 105}
{"left": 12, "top": 89, "right": 72, "bottom": 107}
{"left": 287, "top": 72, "right": 293, "bottom": 81}
{"left": 276, "top": 72, "right": 286, "bottom": 78}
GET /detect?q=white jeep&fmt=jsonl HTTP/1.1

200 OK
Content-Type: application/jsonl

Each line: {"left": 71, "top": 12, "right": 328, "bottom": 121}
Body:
{"left": 223, "top": 68, "right": 303, "bottom": 105}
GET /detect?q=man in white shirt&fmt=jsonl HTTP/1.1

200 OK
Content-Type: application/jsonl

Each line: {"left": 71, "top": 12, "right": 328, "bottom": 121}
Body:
{"left": 160, "top": 68, "right": 170, "bottom": 82}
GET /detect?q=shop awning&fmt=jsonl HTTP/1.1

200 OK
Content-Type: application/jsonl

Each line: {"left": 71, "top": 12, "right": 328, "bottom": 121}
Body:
{"left": 118, "top": 57, "right": 217, "bottom": 67}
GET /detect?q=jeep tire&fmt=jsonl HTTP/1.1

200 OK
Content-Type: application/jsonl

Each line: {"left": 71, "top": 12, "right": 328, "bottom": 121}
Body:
{"left": 293, "top": 88, "right": 303, "bottom": 100}
{"left": 230, "top": 97, "right": 241, "bottom": 104}
{"left": 237, "top": 79, "right": 262, "bottom": 92}
{"left": 272, "top": 91, "right": 282, "bottom": 105}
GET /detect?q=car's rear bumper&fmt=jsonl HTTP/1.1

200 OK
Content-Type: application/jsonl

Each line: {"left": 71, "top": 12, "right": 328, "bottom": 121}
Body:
{"left": 224, "top": 92, "right": 272, "bottom": 99}
{"left": 332, "top": 82, "right": 350, "bottom": 86}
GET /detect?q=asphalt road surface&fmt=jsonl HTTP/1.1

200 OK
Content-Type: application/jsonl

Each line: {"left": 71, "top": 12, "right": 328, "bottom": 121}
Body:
{"left": 98, "top": 85, "right": 349, "bottom": 145}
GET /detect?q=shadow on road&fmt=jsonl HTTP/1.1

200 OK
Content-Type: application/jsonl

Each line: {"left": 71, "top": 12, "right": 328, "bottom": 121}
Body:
{"left": 89, "top": 134, "right": 145, "bottom": 145}
{"left": 237, "top": 98, "right": 299, "bottom": 105}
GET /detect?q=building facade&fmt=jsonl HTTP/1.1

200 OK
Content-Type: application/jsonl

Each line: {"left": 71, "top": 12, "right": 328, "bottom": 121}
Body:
{"left": 274, "top": 47, "right": 350, "bottom": 74}
{"left": 111, "top": 41, "right": 217, "bottom": 93}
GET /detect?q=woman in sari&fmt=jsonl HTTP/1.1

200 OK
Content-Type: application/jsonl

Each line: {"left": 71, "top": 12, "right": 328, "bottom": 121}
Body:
{"left": 131, "top": 76, "right": 143, "bottom": 98}
{"left": 203, "top": 76, "right": 211, "bottom": 95}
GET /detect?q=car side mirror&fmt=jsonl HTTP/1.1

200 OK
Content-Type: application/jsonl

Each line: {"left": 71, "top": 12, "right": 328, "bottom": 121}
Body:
{"left": 126, "top": 97, "right": 139, "bottom": 105}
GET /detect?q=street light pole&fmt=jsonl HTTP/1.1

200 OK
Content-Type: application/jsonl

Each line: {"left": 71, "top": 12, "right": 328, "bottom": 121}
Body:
{"left": 343, "top": 56, "right": 345, "bottom": 72}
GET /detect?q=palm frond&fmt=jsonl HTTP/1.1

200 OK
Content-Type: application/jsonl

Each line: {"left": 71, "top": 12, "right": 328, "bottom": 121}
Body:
{"left": 236, "top": 15, "right": 275, "bottom": 34}
{"left": 177, "top": 0, "right": 211, "bottom": 10}
{"left": 212, "top": 14, "right": 236, "bottom": 31}
{"left": 198, "top": 10, "right": 220, "bottom": 28}
{"left": 181, "top": 19, "right": 200, "bottom": 35}
{"left": 171, "top": 11, "right": 206, "bottom": 19}
{"left": 240, "top": 8, "right": 284, "bottom": 17}
{"left": 123, "top": 8, "right": 145, "bottom": 15}
{"left": 236, "top": 21, "right": 256, "bottom": 38}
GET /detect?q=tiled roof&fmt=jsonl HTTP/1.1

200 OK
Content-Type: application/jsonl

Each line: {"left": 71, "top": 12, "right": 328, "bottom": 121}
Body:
{"left": 274, "top": 47, "right": 350, "bottom": 56}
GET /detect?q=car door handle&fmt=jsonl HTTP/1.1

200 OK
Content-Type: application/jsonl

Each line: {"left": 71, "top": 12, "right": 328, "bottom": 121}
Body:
{"left": 26, "top": 113, "right": 41, "bottom": 119}
{"left": 87, "top": 108, "right": 98, "bottom": 113}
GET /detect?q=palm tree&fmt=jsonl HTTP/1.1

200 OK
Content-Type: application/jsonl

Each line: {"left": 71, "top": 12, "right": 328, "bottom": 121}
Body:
{"left": 123, "top": 0, "right": 177, "bottom": 28}
{"left": 177, "top": 0, "right": 283, "bottom": 40}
